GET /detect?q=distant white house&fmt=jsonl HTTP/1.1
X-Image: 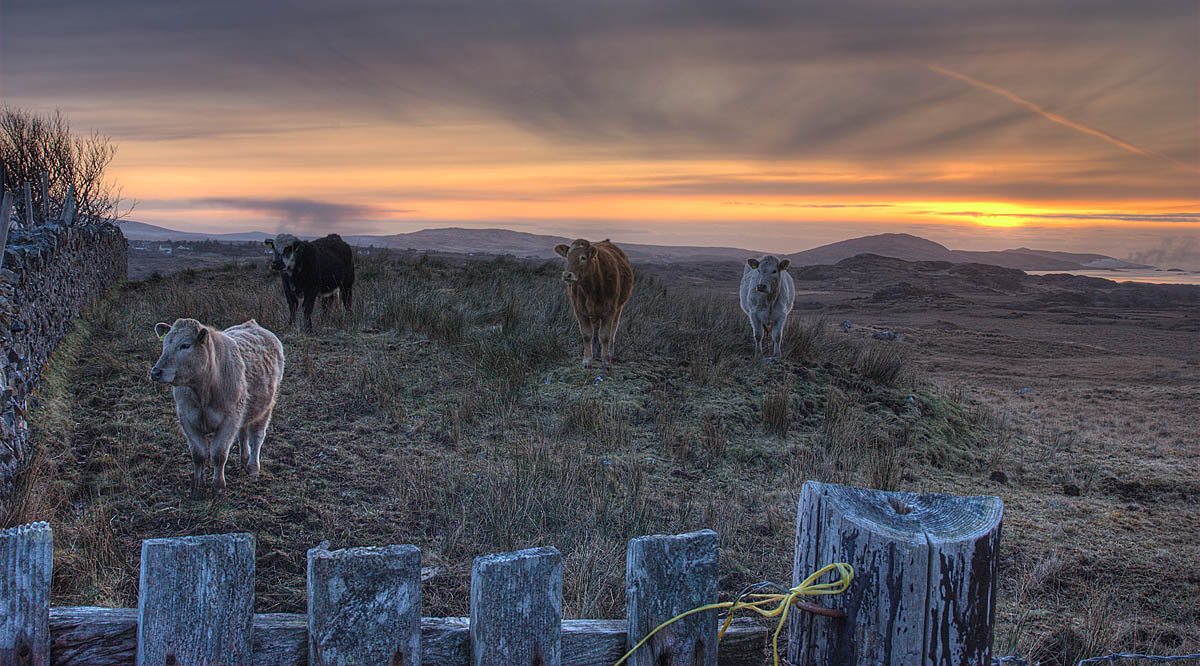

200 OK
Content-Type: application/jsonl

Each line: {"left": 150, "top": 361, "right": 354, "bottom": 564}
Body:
{"left": 158, "top": 245, "right": 172, "bottom": 255}
{"left": 175, "top": 245, "right": 192, "bottom": 251}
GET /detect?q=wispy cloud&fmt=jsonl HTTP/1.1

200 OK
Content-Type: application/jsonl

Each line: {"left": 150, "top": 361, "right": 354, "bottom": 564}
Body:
{"left": 723, "top": 202, "right": 894, "bottom": 209}
{"left": 923, "top": 63, "right": 1197, "bottom": 172}
{"left": 911, "top": 210, "right": 1200, "bottom": 224}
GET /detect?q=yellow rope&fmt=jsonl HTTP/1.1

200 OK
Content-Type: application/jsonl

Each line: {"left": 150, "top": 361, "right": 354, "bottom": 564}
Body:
{"left": 613, "top": 562, "right": 853, "bottom": 666}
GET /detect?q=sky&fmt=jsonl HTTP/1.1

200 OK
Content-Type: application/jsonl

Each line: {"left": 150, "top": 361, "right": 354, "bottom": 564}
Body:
{"left": 1, "top": 0, "right": 1197, "bottom": 260}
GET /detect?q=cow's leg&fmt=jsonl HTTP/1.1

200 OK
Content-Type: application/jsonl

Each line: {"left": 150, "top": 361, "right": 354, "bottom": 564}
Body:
{"left": 771, "top": 317, "right": 786, "bottom": 358}
{"left": 286, "top": 293, "right": 299, "bottom": 327}
{"left": 749, "top": 315, "right": 765, "bottom": 357}
{"left": 209, "top": 419, "right": 239, "bottom": 497}
{"left": 340, "top": 283, "right": 353, "bottom": 313}
{"left": 607, "top": 307, "right": 624, "bottom": 369}
{"left": 576, "top": 310, "right": 595, "bottom": 369}
{"left": 190, "top": 447, "right": 206, "bottom": 498}
{"left": 303, "top": 293, "right": 316, "bottom": 331}
{"left": 237, "top": 424, "right": 251, "bottom": 469}
{"left": 245, "top": 416, "right": 270, "bottom": 479}
{"left": 177, "top": 418, "right": 209, "bottom": 497}
{"left": 599, "top": 314, "right": 615, "bottom": 372}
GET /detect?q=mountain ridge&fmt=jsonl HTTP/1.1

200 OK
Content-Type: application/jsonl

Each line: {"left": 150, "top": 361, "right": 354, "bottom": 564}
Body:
{"left": 120, "top": 221, "right": 1151, "bottom": 270}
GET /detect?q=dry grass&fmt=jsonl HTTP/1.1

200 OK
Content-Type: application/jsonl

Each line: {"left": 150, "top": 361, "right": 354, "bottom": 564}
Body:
{"left": 16, "top": 251, "right": 1161, "bottom": 659}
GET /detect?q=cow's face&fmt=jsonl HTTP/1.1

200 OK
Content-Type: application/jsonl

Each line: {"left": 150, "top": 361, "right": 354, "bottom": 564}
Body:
{"left": 554, "top": 240, "right": 596, "bottom": 284}
{"left": 746, "top": 255, "right": 790, "bottom": 296}
{"left": 150, "top": 319, "right": 210, "bottom": 386}
{"left": 265, "top": 234, "right": 300, "bottom": 272}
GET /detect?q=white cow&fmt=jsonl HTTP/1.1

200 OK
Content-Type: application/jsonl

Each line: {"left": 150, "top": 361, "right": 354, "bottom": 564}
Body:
{"left": 150, "top": 318, "right": 285, "bottom": 497}
{"left": 739, "top": 255, "right": 795, "bottom": 358}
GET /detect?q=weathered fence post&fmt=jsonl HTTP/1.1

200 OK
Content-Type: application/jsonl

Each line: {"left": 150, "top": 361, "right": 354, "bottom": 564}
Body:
{"left": 307, "top": 541, "right": 422, "bottom": 666}
{"left": 470, "top": 546, "right": 562, "bottom": 666}
{"left": 789, "top": 481, "right": 1003, "bottom": 666}
{"left": 0, "top": 522, "right": 53, "bottom": 666}
{"left": 0, "top": 191, "right": 14, "bottom": 270}
{"left": 625, "top": 529, "right": 719, "bottom": 666}
{"left": 137, "top": 532, "right": 255, "bottom": 666}
{"left": 38, "top": 172, "right": 50, "bottom": 221}
{"left": 59, "top": 183, "right": 75, "bottom": 225}
{"left": 23, "top": 182, "right": 34, "bottom": 226}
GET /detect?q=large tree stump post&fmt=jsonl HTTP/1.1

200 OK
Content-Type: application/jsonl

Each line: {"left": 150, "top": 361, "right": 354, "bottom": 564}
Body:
{"left": 137, "top": 533, "right": 255, "bottom": 666}
{"left": 307, "top": 542, "right": 422, "bottom": 666}
{"left": 0, "top": 522, "right": 53, "bottom": 666}
{"left": 470, "top": 546, "right": 562, "bottom": 666}
{"left": 789, "top": 481, "right": 1003, "bottom": 666}
{"left": 625, "top": 530, "right": 719, "bottom": 666}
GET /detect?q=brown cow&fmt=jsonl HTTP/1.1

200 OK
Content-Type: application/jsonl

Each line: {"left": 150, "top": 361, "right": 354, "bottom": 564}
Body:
{"left": 554, "top": 239, "right": 634, "bottom": 371}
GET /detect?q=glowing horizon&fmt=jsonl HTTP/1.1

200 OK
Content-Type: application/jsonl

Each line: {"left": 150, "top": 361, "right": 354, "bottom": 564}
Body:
{"left": 3, "top": 1, "right": 1196, "bottom": 260}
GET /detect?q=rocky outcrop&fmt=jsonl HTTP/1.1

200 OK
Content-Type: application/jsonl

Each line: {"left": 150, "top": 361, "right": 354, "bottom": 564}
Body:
{"left": 0, "top": 223, "right": 127, "bottom": 515}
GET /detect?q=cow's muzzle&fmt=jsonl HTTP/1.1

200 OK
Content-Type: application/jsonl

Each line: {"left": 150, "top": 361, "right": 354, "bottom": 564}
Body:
{"left": 149, "top": 366, "right": 164, "bottom": 382}
{"left": 270, "top": 259, "right": 284, "bottom": 271}
{"left": 562, "top": 271, "right": 578, "bottom": 283}
{"left": 756, "top": 284, "right": 768, "bottom": 293}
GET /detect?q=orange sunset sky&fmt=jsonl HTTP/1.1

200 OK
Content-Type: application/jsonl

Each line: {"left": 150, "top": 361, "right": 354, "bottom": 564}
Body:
{"left": 2, "top": 1, "right": 1197, "bottom": 263}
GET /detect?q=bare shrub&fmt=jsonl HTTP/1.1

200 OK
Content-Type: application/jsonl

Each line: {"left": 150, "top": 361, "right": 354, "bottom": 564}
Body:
{"left": 1, "top": 107, "right": 129, "bottom": 225}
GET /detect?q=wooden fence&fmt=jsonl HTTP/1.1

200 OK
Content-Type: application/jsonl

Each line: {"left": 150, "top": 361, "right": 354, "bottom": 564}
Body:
{"left": 0, "top": 481, "right": 1003, "bottom": 666}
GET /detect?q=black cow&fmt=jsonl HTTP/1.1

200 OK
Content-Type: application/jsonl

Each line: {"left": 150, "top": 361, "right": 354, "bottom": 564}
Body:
{"left": 264, "top": 233, "right": 355, "bottom": 330}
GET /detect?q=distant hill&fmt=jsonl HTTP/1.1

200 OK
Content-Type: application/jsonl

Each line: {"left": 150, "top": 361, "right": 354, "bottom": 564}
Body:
{"left": 344, "top": 227, "right": 761, "bottom": 263}
{"left": 121, "top": 220, "right": 273, "bottom": 243}
{"left": 787, "top": 233, "right": 1149, "bottom": 270}
{"left": 119, "top": 222, "right": 1150, "bottom": 270}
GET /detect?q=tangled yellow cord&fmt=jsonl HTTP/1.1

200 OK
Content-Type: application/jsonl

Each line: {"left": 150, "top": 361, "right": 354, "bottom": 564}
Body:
{"left": 613, "top": 562, "right": 854, "bottom": 666}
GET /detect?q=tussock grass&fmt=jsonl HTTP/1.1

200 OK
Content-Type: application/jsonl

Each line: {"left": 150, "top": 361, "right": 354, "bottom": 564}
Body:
{"left": 15, "top": 254, "right": 990, "bottom": 619}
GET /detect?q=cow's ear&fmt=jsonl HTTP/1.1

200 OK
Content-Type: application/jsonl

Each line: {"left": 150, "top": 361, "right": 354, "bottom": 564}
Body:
{"left": 195, "top": 328, "right": 209, "bottom": 346}
{"left": 154, "top": 322, "right": 171, "bottom": 340}
{"left": 264, "top": 238, "right": 274, "bottom": 248}
{"left": 778, "top": 259, "right": 790, "bottom": 271}
{"left": 746, "top": 258, "right": 759, "bottom": 270}
{"left": 554, "top": 244, "right": 570, "bottom": 258}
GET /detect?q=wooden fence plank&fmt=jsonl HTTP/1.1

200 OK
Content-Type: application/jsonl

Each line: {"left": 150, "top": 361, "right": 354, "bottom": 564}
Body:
{"left": 788, "top": 481, "right": 1002, "bottom": 666}
{"left": 38, "top": 172, "right": 49, "bottom": 221}
{"left": 59, "top": 183, "right": 74, "bottom": 225}
{"left": 23, "top": 182, "right": 34, "bottom": 226}
{"left": 49, "top": 607, "right": 137, "bottom": 666}
{"left": 625, "top": 529, "right": 719, "bottom": 666}
{"left": 470, "top": 546, "right": 562, "bottom": 666}
{"left": 0, "top": 191, "right": 13, "bottom": 270}
{"left": 624, "top": 525, "right": 715, "bottom": 666}
{"left": 47, "top": 609, "right": 768, "bottom": 666}
{"left": 0, "top": 522, "right": 53, "bottom": 666}
{"left": 307, "top": 542, "right": 422, "bottom": 666}
{"left": 136, "top": 533, "right": 255, "bottom": 666}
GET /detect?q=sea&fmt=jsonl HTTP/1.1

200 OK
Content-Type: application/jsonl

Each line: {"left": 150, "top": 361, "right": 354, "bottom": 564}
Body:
{"left": 1025, "top": 269, "right": 1200, "bottom": 286}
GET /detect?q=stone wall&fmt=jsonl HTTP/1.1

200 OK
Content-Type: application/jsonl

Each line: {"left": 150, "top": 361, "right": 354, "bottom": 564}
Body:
{"left": 0, "top": 223, "right": 127, "bottom": 514}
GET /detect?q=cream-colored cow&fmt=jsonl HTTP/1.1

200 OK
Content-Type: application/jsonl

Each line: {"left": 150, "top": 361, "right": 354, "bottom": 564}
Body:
{"left": 150, "top": 318, "right": 284, "bottom": 497}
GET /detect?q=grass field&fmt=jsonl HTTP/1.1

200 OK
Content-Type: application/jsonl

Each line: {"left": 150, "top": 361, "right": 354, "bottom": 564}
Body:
{"left": 4, "top": 253, "right": 1195, "bottom": 664}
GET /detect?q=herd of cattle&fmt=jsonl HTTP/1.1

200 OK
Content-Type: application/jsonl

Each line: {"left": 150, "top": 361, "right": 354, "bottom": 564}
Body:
{"left": 150, "top": 234, "right": 798, "bottom": 497}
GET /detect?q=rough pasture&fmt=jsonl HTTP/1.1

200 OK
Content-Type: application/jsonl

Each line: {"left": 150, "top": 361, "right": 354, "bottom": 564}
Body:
{"left": 8, "top": 252, "right": 1194, "bottom": 662}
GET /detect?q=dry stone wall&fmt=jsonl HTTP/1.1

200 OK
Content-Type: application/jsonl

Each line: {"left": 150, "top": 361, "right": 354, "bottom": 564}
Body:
{"left": 0, "top": 223, "right": 127, "bottom": 515}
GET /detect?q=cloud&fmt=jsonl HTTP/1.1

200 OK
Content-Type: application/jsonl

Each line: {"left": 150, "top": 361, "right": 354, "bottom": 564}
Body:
{"left": 922, "top": 63, "right": 1197, "bottom": 172}
{"left": 909, "top": 211, "right": 1200, "bottom": 224}
{"left": 1127, "top": 237, "right": 1200, "bottom": 269}
{"left": 723, "top": 202, "right": 894, "bottom": 209}
{"left": 187, "top": 197, "right": 404, "bottom": 233}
